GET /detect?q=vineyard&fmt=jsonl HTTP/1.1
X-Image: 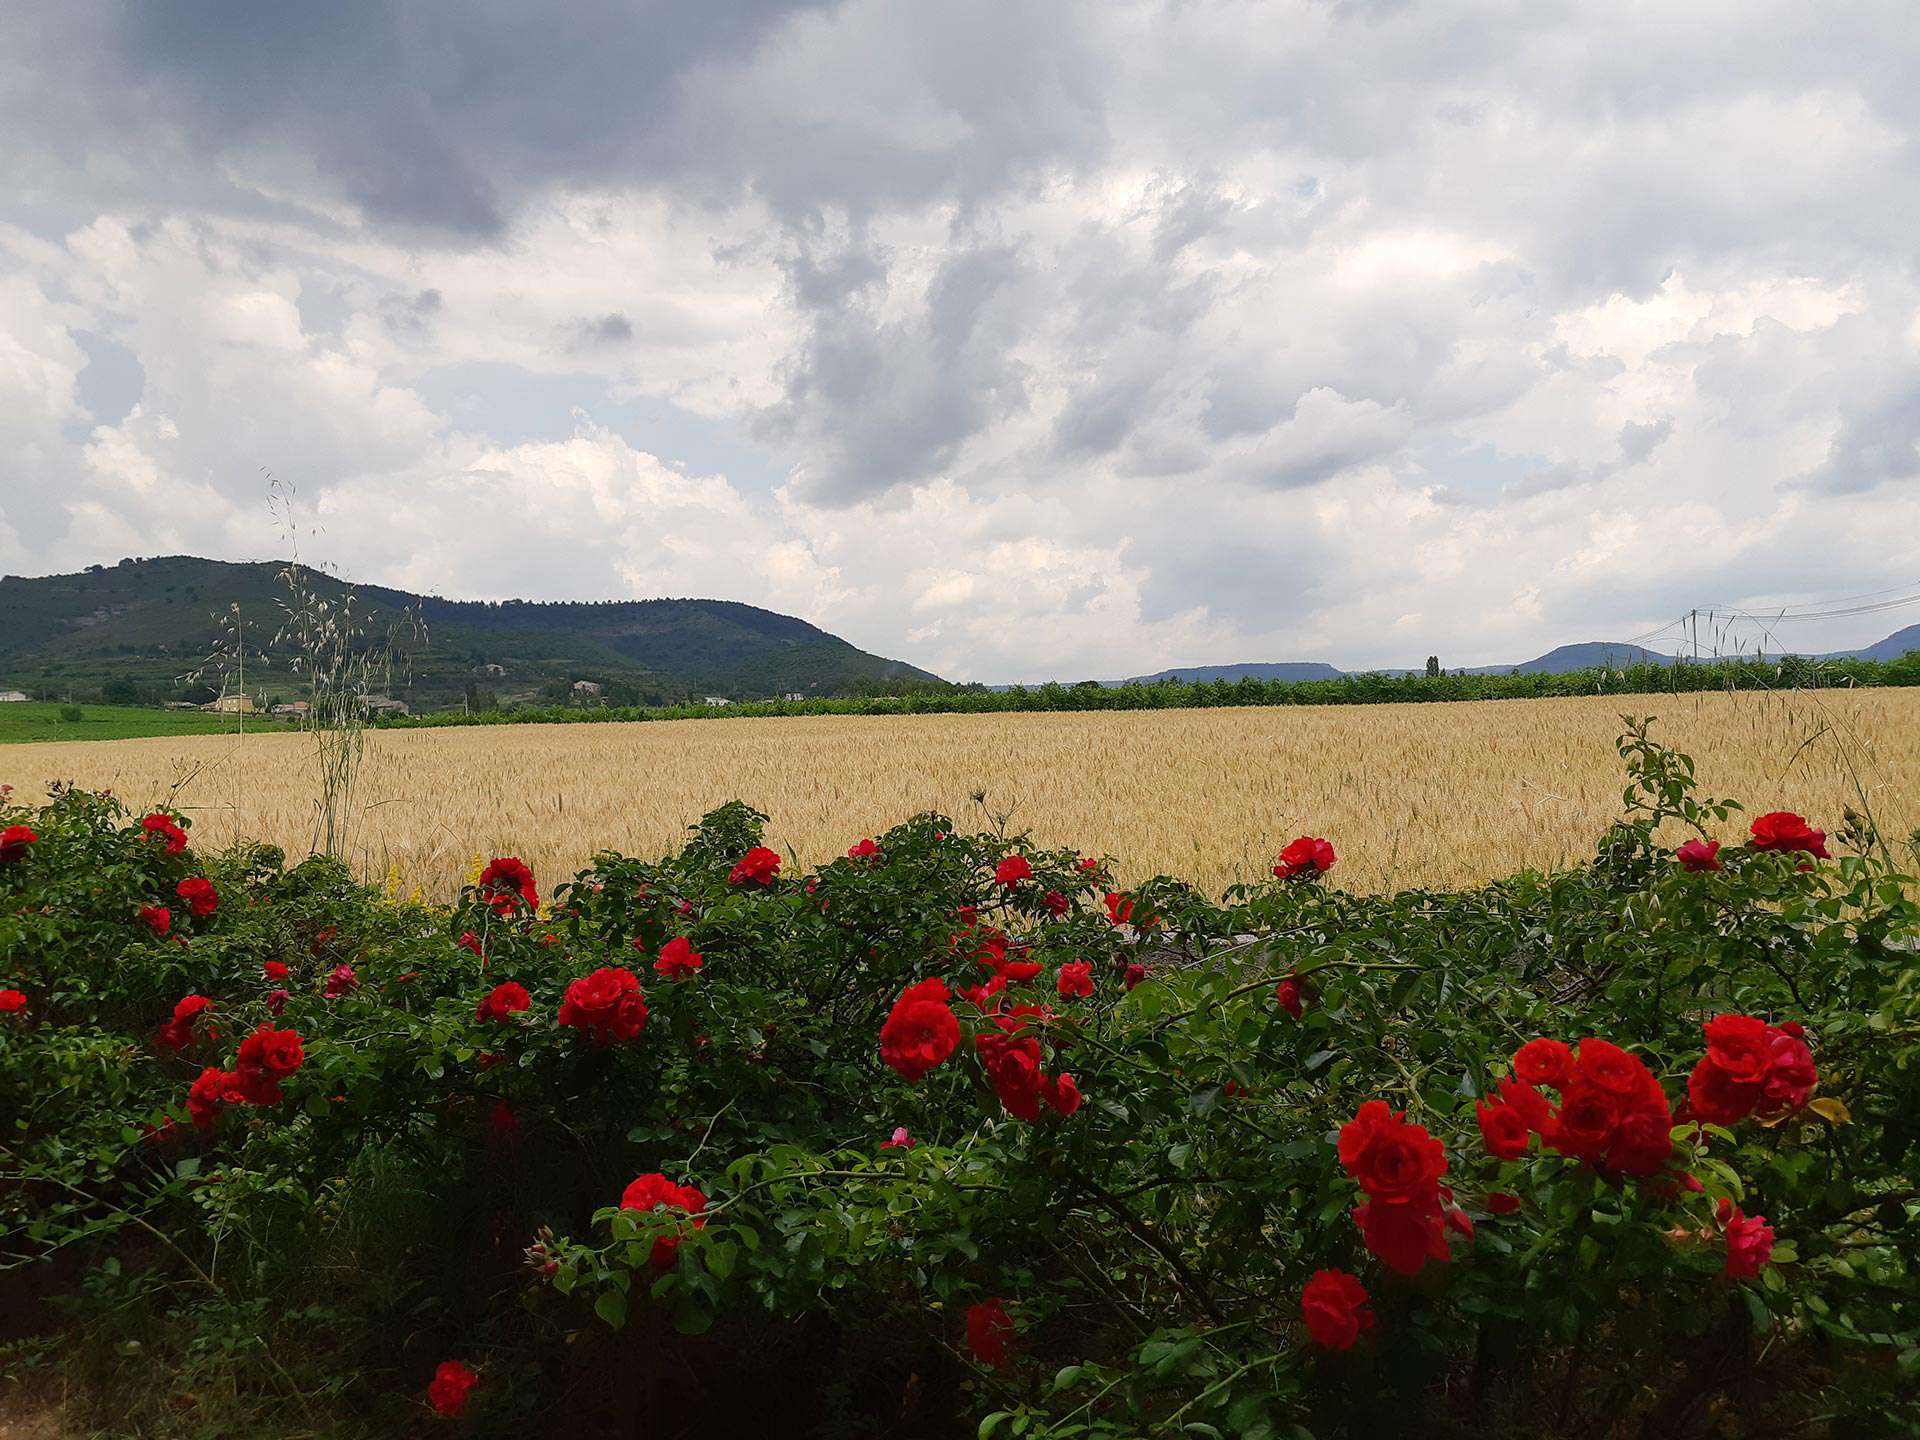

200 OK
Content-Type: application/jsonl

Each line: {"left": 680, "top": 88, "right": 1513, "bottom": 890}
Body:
{"left": 1, "top": 720, "right": 1917, "bottom": 1437}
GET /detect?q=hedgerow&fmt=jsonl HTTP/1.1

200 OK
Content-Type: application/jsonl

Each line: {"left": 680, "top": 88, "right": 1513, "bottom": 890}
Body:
{"left": 2, "top": 719, "right": 1918, "bottom": 1438}
{"left": 377, "top": 654, "right": 1920, "bottom": 729}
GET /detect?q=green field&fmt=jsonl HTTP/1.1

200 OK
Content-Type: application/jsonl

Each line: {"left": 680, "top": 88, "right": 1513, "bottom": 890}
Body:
{"left": 0, "top": 701, "right": 258, "bottom": 744}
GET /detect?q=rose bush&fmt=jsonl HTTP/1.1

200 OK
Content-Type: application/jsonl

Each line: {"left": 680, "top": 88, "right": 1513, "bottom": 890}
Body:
{"left": 1, "top": 726, "right": 1918, "bottom": 1438}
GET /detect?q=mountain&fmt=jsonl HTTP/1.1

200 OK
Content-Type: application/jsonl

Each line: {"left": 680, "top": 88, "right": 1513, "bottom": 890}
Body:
{"left": 0, "top": 557, "right": 944, "bottom": 710}
{"left": 1124, "top": 662, "right": 1346, "bottom": 685}
{"left": 1105, "top": 625, "right": 1920, "bottom": 686}
{"left": 1822, "top": 623, "right": 1920, "bottom": 663}
{"left": 1460, "top": 642, "right": 1679, "bottom": 676}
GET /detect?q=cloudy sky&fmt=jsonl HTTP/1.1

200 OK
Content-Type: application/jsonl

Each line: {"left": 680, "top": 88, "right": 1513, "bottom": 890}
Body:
{"left": 4, "top": 1, "right": 1919, "bottom": 681}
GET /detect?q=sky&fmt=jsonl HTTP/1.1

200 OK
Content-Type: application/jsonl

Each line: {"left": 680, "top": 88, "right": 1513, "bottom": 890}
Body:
{"left": 3, "top": 1, "right": 1919, "bottom": 682}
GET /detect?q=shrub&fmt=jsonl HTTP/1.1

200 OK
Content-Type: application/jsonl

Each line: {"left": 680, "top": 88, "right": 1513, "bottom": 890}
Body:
{"left": 1, "top": 724, "right": 1917, "bottom": 1437}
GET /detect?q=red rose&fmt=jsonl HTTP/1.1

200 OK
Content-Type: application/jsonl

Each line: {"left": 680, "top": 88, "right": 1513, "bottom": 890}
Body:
{"left": 155, "top": 993, "right": 215, "bottom": 1052}
{"left": 1055, "top": 961, "right": 1093, "bottom": 998}
{"left": 1300, "top": 1269, "right": 1373, "bottom": 1351}
{"left": 1274, "top": 976, "right": 1304, "bottom": 1019}
{"left": 1687, "top": 1051, "right": 1760, "bottom": 1125}
{"left": 993, "top": 854, "right": 1032, "bottom": 887}
{"left": 653, "top": 935, "right": 703, "bottom": 980}
{"left": 0, "top": 825, "right": 37, "bottom": 863}
{"left": 266, "top": 989, "right": 290, "bottom": 1014}
{"left": 1512, "top": 1037, "right": 1573, "bottom": 1088}
{"left": 1674, "top": 838, "right": 1722, "bottom": 872}
{"left": 187, "top": 1065, "right": 247, "bottom": 1127}
{"left": 1758, "top": 1029, "right": 1817, "bottom": 1115}
{"left": 477, "top": 856, "right": 538, "bottom": 916}
{"left": 175, "top": 877, "right": 219, "bottom": 918}
{"left": 881, "top": 1126, "right": 916, "bottom": 1149}
{"left": 1042, "top": 1071, "right": 1082, "bottom": 1117}
{"left": 1475, "top": 1100, "right": 1531, "bottom": 1159}
{"left": 232, "top": 1023, "right": 305, "bottom": 1104}
{"left": 1748, "top": 811, "right": 1829, "bottom": 859}
{"left": 558, "top": 967, "right": 648, "bottom": 1042}
{"left": 1122, "top": 963, "right": 1148, "bottom": 990}
{"left": 475, "top": 981, "right": 531, "bottom": 1023}
{"left": 262, "top": 959, "right": 288, "bottom": 980}
{"left": 1496, "top": 1078, "right": 1552, "bottom": 1131}
{"left": 1485, "top": 1192, "right": 1523, "bottom": 1215}
{"left": 619, "top": 1172, "right": 706, "bottom": 1266}
{"left": 965, "top": 1299, "right": 1015, "bottom": 1370}
{"left": 1724, "top": 1206, "right": 1775, "bottom": 1278}
{"left": 1575, "top": 1037, "right": 1653, "bottom": 1096}
{"left": 1273, "top": 835, "right": 1337, "bottom": 880}
{"left": 1603, "top": 1104, "right": 1675, "bottom": 1176}
{"left": 140, "top": 812, "right": 189, "bottom": 855}
{"left": 1103, "top": 892, "right": 1133, "bottom": 925}
{"left": 1042, "top": 889, "right": 1070, "bottom": 917}
{"left": 0, "top": 988, "right": 27, "bottom": 1014}
{"left": 1353, "top": 1195, "right": 1449, "bottom": 1275}
{"left": 880, "top": 978, "right": 960, "bottom": 1081}
{"left": 979, "top": 1031, "right": 1046, "bottom": 1121}
{"left": 1543, "top": 1079, "right": 1617, "bottom": 1164}
{"left": 457, "top": 931, "right": 484, "bottom": 958}
{"left": 1703, "top": 1015, "right": 1771, "bottom": 1083}
{"left": 1337, "top": 1101, "right": 1447, "bottom": 1202}
{"left": 324, "top": 963, "right": 358, "bottom": 999}
{"left": 847, "top": 837, "right": 878, "bottom": 859}
{"left": 138, "top": 905, "right": 172, "bottom": 935}
{"left": 427, "top": 1360, "right": 479, "bottom": 1418}
{"left": 728, "top": 846, "right": 782, "bottom": 887}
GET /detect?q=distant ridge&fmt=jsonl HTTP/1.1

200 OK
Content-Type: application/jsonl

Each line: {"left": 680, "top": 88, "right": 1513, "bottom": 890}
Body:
{"left": 0, "top": 557, "right": 944, "bottom": 709}
{"left": 1125, "top": 662, "right": 1345, "bottom": 685}
{"left": 1459, "top": 641, "right": 1679, "bottom": 676}
{"left": 1088, "top": 624, "right": 1920, "bottom": 687}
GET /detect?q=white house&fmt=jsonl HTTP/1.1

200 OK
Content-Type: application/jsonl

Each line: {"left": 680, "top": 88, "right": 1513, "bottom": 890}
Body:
{"left": 0, "top": 690, "right": 28, "bottom": 703}
{"left": 782, "top": 692, "right": 806, "bottom": 702}
{"left": 702, "top": 696, "right": 730, "bottom": 707}
{"left": 572, "top": 679, "right": 604, "bottom": 696}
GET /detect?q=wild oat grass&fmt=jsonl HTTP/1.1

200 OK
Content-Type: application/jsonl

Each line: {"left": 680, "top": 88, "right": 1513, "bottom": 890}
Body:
{"left": 2, "top": 689, "right": 1914, "bottom": 900}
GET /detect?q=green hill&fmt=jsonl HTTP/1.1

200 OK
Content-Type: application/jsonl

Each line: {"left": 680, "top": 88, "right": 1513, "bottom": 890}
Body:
{"left": 0, "top": 557, "right": 945, "bottom": 712}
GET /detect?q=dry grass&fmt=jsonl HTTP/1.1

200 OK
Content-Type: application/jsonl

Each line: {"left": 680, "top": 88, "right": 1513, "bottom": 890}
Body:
{"left": 3, "top": 689, "right": 1916, "bottom": 900}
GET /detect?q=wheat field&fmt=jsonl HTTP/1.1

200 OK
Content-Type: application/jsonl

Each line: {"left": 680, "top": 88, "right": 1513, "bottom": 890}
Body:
{"left": 3, "top": 690, "right": 1915, "bottom": 900}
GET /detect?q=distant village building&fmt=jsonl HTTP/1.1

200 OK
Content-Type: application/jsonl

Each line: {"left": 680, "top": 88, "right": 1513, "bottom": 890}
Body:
{"left": 477, "top": 663, "right": 506, "bottom": 677}
{"left": 202, "top": 695, "right": 257, "bottom": 714}
{"left": 270, "top": 701, "right": 310, "bottom": 718}
{"left": 782, "top": 692, "right": 806, "bottom": 702}
{"left": 0, "top": 689, "right": 28, "bottom": 703}
{"left": 703, "top": 696, "right": 730, "bottom": 707}
{"left": 363, "top": 696, "right": 410, "bottom": 716}
{"left": 572, "top": 680, "right": 604, "bottom": 696}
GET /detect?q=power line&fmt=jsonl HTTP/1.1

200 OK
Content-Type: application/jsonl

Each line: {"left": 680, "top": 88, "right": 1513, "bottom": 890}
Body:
{"left": 1614, "top": 582, "right": 1920, "bottom": 661}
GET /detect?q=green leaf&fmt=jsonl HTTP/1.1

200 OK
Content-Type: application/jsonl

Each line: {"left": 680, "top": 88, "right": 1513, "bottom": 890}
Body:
{"left": 979, "top": 1413, "right": 1014, "bottom": 1439}
{"left": 593, "top": 1289, "right": 628, "bottom": 1330}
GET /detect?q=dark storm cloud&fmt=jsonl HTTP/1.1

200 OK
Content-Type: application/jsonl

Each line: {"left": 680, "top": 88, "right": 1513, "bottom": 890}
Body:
{"left": 569, "top": 313, "right": 636, "bottom": 348}
{"left": 1804, "top": 385, "right": 1920, "bottom": 495}
{"left": 98, "top": 0, "right": 841, "bottom": 234}
{"left": 760, "top": 239, "right": 1032, "bottom": 505}
{"left": 379, "top": 288, "right": 443, "bottom": 336}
